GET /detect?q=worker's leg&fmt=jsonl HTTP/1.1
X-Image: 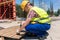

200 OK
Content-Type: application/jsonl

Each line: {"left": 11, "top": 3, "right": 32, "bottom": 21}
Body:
{"left": 25, "top": 23, "right": 50, "bottom": 36}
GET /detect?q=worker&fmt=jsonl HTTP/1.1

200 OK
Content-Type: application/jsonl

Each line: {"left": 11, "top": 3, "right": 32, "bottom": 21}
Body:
{"left": 16, "top": 0, "right": 51, "bottom": 37}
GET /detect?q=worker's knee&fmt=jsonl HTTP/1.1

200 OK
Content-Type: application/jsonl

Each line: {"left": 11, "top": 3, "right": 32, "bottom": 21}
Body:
{"left": 25, "top": 26, "right": 29, "bottom": 31}
{"left": 45, "top": 24, "right": 51, "bottom": 30}
{"left": 25, "top": 24, "right": 32, "bottom": 31}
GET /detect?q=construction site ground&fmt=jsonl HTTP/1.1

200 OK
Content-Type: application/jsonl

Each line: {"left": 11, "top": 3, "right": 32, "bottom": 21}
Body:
{"left": 0, "top": 17, "right": 60, "bottom": 40}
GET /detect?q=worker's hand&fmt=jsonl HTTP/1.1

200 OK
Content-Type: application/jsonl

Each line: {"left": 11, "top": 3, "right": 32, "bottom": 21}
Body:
{"left": 21, "top": 21, "right": 25, "bottom": 25}
{"left": 16, "top": 29, "right": 20, "bottom": 35}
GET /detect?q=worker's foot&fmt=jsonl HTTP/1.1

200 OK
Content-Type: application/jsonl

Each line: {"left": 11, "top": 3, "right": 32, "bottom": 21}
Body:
{"left": 37, "top": 31, "right": 49, "bottom": 39}
{"left": 25, "top": 32, "right": 37, "bottom": 37}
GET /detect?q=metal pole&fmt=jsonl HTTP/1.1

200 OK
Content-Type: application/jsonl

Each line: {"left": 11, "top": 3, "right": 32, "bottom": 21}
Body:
{"left": 50, "top": 0, "right": 53, "bottom": 16}
{"left": 32, "top": 0, "right": 34, "bottom": 5}
{"left": 13, "top": 0, "right": 16, "bottom": 20}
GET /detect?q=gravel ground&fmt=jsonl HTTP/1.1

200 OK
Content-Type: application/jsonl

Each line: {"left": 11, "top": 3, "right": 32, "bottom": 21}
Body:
{"left": 45, "top": 20, "right": 60, "bottom": 40}
{"left": 0, "top": 20, "right": 20, "bottom": 28}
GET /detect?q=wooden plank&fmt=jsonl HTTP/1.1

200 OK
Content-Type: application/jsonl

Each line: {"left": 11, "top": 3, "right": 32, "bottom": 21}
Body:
{"left": 0, "top": 26, "right": 18, "bottom": 37}
{"left": 2, "top": 29, "right": 25, "bottom": 39}
{"left": 0, "top": 0, "right": 13, "bottom": 5}
{"left": 11, "top": 32, "right": 26, "bottom": 39}
{"left": 0, "top": 26, "right": 26, "bottom": 39}
{"left": 1, "top": 26, "right": 17, "bottom": 37}
{"left": 1, "top": 26, "right": 19, "bottom": 39}
{"left": 10, "top": 33, "right": 22, "bottom": 39}
{"left": 0, "top": 26, "right": 18, "bottom": 35}
{"left": 0, "top": 27, "right": 17, "bottom": 35}
{"left": 0, "top": 26, "right": 18, "bottom": 36}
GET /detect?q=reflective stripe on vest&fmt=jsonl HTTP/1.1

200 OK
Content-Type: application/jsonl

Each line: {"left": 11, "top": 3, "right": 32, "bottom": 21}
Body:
{"left": 34, "top": 17, "right": 51, "bottom": 24}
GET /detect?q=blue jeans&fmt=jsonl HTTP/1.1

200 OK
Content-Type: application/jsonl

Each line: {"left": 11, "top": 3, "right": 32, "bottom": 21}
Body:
{"left": 25, "top": 23, "right": 50, "bottom": 36}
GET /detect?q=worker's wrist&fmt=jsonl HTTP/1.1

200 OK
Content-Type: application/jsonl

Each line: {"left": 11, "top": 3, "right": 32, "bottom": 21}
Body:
{"left": 16, "top": 29, "right": 20, "bottom": 35}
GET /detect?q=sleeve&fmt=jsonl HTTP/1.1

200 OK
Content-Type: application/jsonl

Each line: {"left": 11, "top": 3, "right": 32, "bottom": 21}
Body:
{"left": 27, "top": 10, "right": 36, "bottom": 18}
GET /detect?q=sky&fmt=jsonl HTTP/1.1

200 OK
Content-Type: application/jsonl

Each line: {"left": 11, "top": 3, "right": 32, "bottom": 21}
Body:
{"left": 16, "top": 0, "right": 60, "bottom": 11}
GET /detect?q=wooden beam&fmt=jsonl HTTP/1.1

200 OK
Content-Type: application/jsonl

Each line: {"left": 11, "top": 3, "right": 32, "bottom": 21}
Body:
{"left": 0, "top": 26, "right": 26, "bottom": 39}
{"left": 0, "top": 0, "right": 13, "bottom": 5}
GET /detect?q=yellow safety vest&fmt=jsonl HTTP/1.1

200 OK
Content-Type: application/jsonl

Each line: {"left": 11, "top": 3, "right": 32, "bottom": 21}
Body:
{"left": 29, "top": 7, "right": 51, "bottom": 24}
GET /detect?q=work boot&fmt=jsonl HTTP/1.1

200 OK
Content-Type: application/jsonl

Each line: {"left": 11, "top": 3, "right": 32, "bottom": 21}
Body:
{"left": 25, "top": 32, "right": 37, "bottom": 37}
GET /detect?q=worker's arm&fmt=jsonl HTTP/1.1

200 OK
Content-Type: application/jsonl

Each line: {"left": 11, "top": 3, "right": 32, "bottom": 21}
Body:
{"left": 17, "top": 10, "right": 36, "bottom": 33}
{"left": 18, "top": 18, "right": 31, "bottom": 32}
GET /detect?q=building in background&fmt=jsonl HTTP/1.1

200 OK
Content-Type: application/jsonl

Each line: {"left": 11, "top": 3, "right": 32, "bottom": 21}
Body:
{"left": 0, "top": 0, "right": 16, "bottom": 20}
